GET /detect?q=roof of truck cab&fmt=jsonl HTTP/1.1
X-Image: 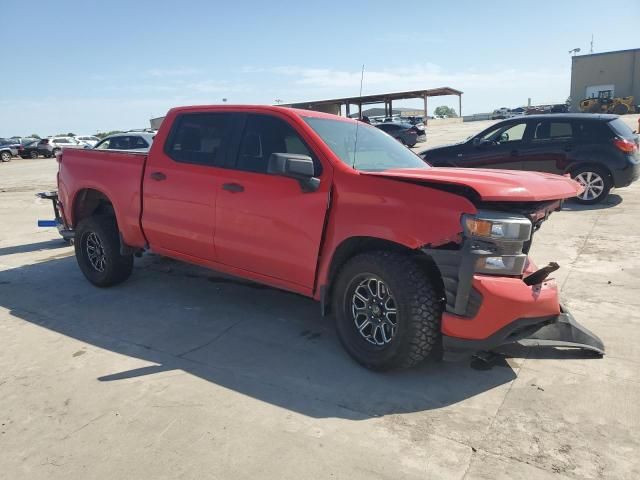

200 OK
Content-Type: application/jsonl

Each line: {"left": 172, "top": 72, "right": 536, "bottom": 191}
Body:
{"left": 166, "top": 104, "right": 355, "bottom": 122}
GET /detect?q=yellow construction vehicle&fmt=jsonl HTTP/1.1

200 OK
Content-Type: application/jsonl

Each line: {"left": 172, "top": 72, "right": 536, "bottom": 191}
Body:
{"left": 579, "top": 90, "right": 636, "bottom": 115}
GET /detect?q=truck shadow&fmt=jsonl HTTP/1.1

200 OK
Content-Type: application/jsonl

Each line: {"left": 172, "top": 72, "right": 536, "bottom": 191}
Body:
{"left": 0, "top": 239, "right": 69, "bottom": 256}
{"left": 0, "top": 252, "right": 518, "bottom": 420}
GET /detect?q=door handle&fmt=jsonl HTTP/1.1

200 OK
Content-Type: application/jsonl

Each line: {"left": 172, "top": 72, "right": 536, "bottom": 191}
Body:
{"left": 222, "top": 182, "right": 244, "bottom": 193}
{"left": 150, "top": 171, "right": 166, "bottom": 181}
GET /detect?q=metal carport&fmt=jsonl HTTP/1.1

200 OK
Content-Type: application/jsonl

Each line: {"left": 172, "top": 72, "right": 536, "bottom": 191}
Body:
{"left": 281, "top": 87, "right": 463, "bottom": 125}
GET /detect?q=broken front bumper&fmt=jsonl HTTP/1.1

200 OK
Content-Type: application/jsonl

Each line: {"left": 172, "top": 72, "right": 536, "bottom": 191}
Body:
{"left": 423, "top": 247, "right": 605, "bottom": 360}
{"left": 442, "top": 305, "right": 604, "bottom": 360}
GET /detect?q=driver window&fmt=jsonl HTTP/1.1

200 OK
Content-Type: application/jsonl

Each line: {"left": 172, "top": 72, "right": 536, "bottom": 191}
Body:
{"left": 481, "top": 123, "right": 526, "bottom": 144}
{"left": 236, "top": 115, "right": 320, "bottom": 175}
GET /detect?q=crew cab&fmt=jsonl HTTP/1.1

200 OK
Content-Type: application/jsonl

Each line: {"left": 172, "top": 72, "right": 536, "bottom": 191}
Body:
{"left": 52, "top": 105, "right": 604, "bottom": 370}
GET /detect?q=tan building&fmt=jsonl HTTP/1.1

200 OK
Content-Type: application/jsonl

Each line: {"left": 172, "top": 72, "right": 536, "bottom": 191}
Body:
{"left": 570, "top": 48, "right": 640, "bottom": 112}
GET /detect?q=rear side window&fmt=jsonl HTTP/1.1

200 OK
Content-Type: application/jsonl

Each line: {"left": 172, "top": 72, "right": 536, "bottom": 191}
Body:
{"left": 235, "top": 114, "right": 319, "bottom": 174}
{"left": 132, "top": 136, "right": 149, "bottom": 148}
{"left": 573, "top": 121, "right": 612, "bottom": 142}
{"left": 532, "top": 121, "right": 572, "bottom": 141}
{"left": 165, "top": 113, "right": 234, "bottom": 166}
{"left": 608, "top": 118, "right": 635, "bottom": 139}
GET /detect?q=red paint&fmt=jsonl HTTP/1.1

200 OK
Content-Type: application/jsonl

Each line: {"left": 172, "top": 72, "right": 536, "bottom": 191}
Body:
{"left": 59, "top": 105, "right": 582, "bottom": 342}
{"left": 442, "top": 262, "right": 562, "bottom": 340}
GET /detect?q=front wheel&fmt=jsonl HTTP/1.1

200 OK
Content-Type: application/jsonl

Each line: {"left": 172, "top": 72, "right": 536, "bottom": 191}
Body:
{"left": 30, "top": 150, "right": 39, "bottom": 159}
{"left": 75, "top": 216, "right": 133, "bottom": 287}
{"left": 332, "top": 251, "right": 442, "bottom": 370}
{"left": 1, "top": 151, "right": 11, "bottom": 162}
{"left": 571, "top": 166, "right": 611, "bottom": 204}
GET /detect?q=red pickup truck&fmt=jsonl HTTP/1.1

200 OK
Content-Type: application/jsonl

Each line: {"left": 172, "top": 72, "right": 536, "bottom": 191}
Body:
{"left": 53, "top": 105, "right": 604, "bottom": 369}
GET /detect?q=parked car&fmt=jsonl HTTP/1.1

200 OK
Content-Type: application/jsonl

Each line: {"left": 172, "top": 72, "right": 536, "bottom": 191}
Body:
{"left": 19, "top": 140, "right": 41, "bottom": 159}
{"left": 0, "top": 139, "right": 18, "bottom": 162}
{"left": 0, "top": 138, "right": 17, "bottom": 162}
{"left": 93, "top": 132, "right": 155, "bottom": 151}
{"left": 37, "top": 137, "right": 88, "bottom": 157}
{"left": 420, "top": 114, "right": 640, "bottom": 204}
{"left": 491, "top": 107, "right": 510, "bottom": 119}
{"left": 9, "top": 137, "right": 39, "bottom": 146}
{"left": 75, "top": 135, "right": 100, "bottom": 147}
{"left": 45, "top": 105, "right": 604, "bottom": 371}
{"left": 376, "top": 122, "right": 424, "bottom": 146}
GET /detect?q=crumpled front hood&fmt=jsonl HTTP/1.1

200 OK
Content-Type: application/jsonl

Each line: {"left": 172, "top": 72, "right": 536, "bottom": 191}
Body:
{"left": 362, "top": 167, "right": 582, "bottom": 202}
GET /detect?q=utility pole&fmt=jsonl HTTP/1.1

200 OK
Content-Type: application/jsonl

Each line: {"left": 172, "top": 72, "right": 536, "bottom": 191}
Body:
{"left": 590, "top": 34, "right": 594, "bottom": 54}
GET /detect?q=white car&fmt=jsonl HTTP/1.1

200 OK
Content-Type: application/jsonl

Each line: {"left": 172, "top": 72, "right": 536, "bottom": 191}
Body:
{"left": 75, "top": 135, "right": 100, "bottom": 147}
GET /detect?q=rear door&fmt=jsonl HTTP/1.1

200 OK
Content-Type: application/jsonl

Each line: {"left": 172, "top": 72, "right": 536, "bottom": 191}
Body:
{"left": 518, "top": 119, "right": 573, "bottom": 174}
{"left": 456, "top": 121, "right": 528, "bottom": 169}
{"left": 212, "top": 113, "right": 332, "bottom": 289}
{"left": 142, "top": 112, "right": 241, "bottom": 261}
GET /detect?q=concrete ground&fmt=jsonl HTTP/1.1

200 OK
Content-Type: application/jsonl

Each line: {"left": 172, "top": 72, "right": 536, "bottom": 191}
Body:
{"left": 1, "top": 115, "right": 639, "bottom": 479}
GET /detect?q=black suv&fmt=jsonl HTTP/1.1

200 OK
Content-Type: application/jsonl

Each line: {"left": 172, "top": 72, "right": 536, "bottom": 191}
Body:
{"left": 420, "top": 114, "right": 640, "bottom": 204}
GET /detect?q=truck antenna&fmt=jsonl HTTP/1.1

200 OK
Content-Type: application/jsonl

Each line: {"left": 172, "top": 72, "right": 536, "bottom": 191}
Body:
{"left": 352, "top": 64, "right": 365, "bottom": 169}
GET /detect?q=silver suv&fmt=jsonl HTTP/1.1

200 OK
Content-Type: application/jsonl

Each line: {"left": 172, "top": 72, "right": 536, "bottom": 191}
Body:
{"left": 37, "top": 137, "right": 88, "bottom": 157}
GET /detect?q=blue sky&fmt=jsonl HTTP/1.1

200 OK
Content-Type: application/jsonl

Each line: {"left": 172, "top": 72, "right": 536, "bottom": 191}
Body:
{"left": 1, "top": 0, "right": 638, "bottom": 136}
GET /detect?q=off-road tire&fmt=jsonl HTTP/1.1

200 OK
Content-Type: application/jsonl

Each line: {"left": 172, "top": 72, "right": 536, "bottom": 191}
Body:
{"left": 75, "top": 215, "right": 133, "bottom": 287}
{"left": 571, "top": 165, "right": 612, "bottom": 205}
{"left": 612, "top": 103, "right": 629, "bottom": 115}
{"left": 332, "top": 251, "right": 442, "bottom": 370}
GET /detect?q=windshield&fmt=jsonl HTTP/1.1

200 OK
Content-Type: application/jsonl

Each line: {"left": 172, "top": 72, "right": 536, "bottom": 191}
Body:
{"left": 303, "top": 117, "right": 428, "bottom": 172}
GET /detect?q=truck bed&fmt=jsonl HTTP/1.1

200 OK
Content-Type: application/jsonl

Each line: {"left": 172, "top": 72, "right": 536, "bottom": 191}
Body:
{"left": 57, "top": 148, "right": 148, "bottom": 248}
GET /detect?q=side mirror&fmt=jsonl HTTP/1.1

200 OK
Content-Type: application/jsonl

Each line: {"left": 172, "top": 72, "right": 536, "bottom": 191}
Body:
{"left": 268, "top": 153, "right": 320, "bottom": 192}
{"left": 473, "top": 137, "right": 482, "bottom": 146}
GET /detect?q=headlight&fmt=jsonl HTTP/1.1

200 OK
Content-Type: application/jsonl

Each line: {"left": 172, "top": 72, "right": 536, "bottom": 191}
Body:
{"left": 463, "top": 211, "right": 532, "bottom": 276}
{"left": 463, "top": 212, "right": 532, "bottom": 241}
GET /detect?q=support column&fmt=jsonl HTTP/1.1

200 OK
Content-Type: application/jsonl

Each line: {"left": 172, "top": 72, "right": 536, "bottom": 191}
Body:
{"left": 423, "top": 94, "right": 428, "bottom": 126}
{"left": 345, "top": 103, "right": 351, "bottom": 117}
{"left": 458, "top": 94, "right": 462, "bottom": 118}
{"left": 358, "top": 103, "right": 362, "bottom": 119}
{"left": 388, "top": 99, "right": 393, "bottom": 118}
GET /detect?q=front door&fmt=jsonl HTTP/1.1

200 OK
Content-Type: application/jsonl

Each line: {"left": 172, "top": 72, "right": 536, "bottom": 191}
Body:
{"left": 142, "top": 112, "right": 240, "bottom": 260}
{"left": 213, "top": 113, "right": 331, "bottom": 289}
{"left": 457, "top": 121, "right": 528, "bottom": 169}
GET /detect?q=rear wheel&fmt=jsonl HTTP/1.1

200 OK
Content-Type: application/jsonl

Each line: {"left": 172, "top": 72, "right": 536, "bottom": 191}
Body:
{"left": 30, "top": 150, "right": 39, "bottom": 159}
{"left": 332, "top": 251, "right": 442, "bottom": 370}
{"left": 571, "top": 166, "right": 611, "bottom": 204}
{"left": 75, "top": 216, "right": 134, "bottom": 287}
{"left": 52, "top": 148, "right": 61, "bottom": 157}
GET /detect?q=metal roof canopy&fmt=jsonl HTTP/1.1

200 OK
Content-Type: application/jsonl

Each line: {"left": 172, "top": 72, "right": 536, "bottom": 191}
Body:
{"left": 282, "top": 87, "right": 463, "bottom": 124}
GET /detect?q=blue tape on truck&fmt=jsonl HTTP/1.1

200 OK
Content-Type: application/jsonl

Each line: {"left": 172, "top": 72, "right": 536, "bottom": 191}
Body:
{"left": 38, "top": 220, "right": 58, "bottom": 227}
